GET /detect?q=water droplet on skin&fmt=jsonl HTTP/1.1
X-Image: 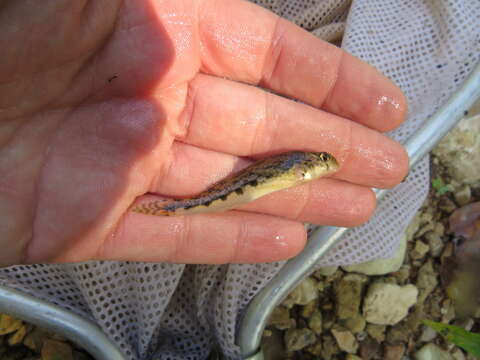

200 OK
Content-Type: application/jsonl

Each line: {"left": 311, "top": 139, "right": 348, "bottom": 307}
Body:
{"left": 274, "top": 235, "right": 288, "bottom": 248}
{"left": 377, "top": 95, "right": 401, "bottom": 109}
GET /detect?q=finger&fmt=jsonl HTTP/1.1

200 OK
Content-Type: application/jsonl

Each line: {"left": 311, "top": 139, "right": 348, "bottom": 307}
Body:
{"left": 154, "top": 142, "right": 376, "bottom": 227}
{"left": 179, "top": 75, "right": 408, "bottom": 189}
{"left": 198, "top": 0, "right": 407, "bottom": 131}
{"left": 98, "top": 211, "right": 306, "bottom": 264}
{"left": 238, "top": 179, "right": 376, "bottom": 227}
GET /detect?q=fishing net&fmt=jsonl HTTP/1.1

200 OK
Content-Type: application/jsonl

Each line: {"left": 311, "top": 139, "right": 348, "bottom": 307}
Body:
{"left": 1, "top": 0, "right": 479, "bottom": 359}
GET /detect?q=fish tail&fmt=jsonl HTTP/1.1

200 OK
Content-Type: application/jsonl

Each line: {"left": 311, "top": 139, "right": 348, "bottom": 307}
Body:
{"left": 131, "top": 200, "right": 173, "bottom": 216}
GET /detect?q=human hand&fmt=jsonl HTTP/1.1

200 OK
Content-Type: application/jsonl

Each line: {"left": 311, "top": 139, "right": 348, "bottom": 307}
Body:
{"left": 0, "top": 0, "right": 408, "bottom": 266}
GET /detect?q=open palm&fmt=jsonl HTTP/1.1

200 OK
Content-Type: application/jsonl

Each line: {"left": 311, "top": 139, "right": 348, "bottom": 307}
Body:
{"left": 0, "top": 0, "right": 408, "bottom": 266}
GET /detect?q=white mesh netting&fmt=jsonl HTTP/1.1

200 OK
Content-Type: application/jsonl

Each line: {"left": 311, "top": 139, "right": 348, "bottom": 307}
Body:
{"left": 1, "top": 0, "right": 479, "bottom": 359}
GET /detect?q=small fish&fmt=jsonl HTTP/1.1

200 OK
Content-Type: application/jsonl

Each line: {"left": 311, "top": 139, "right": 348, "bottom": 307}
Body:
{"left": 132, "top": 151, "right": 339, "bottom": 216}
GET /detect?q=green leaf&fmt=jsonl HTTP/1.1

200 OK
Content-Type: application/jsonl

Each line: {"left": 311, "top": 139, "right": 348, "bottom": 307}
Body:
{"left": 423, "top": 319, "right": 480, "bottom": 356}
{"left": 432, "top": 177, "right": 444, "bottom": 188}
{"left": 431, "top": 177, "right": 452, "bottom": 195}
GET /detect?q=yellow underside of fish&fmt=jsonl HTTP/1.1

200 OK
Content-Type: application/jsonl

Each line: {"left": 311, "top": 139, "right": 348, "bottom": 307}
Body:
{"left": 132, "top": 151, "right": 339, "bottom": 216}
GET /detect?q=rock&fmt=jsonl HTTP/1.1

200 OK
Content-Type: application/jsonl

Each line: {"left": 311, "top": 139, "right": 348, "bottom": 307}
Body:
{"left": 434, "top": 222, "right": 445, "bottom": 236}
{"left": 406, "top": 213, "right": 422, "bottom": 241}
{"left": 416, "top": 260, "right": 438, "bottom": 304}
{"left": 284, "top": 328, "right": 316, "bottom": 352}
{"left": 301, "top": 300, "right": 317, "bottom": 318}
{"left": 451, "top": 348, "right": 466, "bottom": 360}
{"left": 359, "top": 337, "right": 381, "bottom": 359}
{"left": 454, "top": 317, "right": 474, "bottom": 331}
{"left": 392, "top": 264, "right": 411, "bottom": 285}
{"left": 307, "top": 311, "right": 322, "bottom": 335}
{"left": 366, "top": 324, "right": 386, "bottom": 342}
{"left": 405, "top": 306, "right": 423, "bottom": 333}
{"left": 331, "top": 326, "right": 358, "bottom": 354}
{"left": 282, "top": 278, "right": 318, "bottom": 308}
{"left": 315, "top": 266, "right": 339, "bottom": 277}
{"left": 392, "top": 265, "right": 411, "bottom": 284}
{"left": 411, "top": 240, "right": 430, "bottom": 260}
{"left": 432, "top": 114, "right": 480, "bottom": 184}
{"left": 0, "top": 314, "right": 23, "bottom": 336}
{"left": 41, "top": 339, "right": 74, "bottom": 360}
{"left": 322, "top": 311, "right": 335, "bottom": 331}
{"left": 385, "top": 344, "right": 405, "bottom": 360}
{"left": 356, "top": 331, "right": 367, "bottom": 342}
{"left": 267, "top": 306, "right": 294, "bottom": 330}
{"left": 343, "top": 235, "right": 407, "bottom": 275}
{"left": 24, "top": 328, "right": 49, "bottom": 352}
{"left": 433, "top": 222, "right": 445, "bottom": 237}
{"left": 386, "top": 323, "right": 410, "bottom": 344}
{"left": 454, "top": 185, "right": 472, "bottom": 206}
{"left": 416, "top": 222, "right": 435, "bottom": 239}
{"left": 7, "top": 324, "right": 29, "bottom": 346}
{"left": 425, "top": 231, "right": 444, "bottom": 257}
{"left": 415, "top": 343, "right": 453, "bottom": 360}
{"left": 305, "top": 342, "right": 322, "bottom": 356}
{"left": 439, "top": 197, "right": 457, "bottom": 214}
{"left": 420, "top": 212, "right": 433, "bottom": 225}
{"left": 73, "top": 351, "right": 92, "bottom": 360}
{"left": 335, "top": 274, "right": 368, "bottom": 319}
{"left": 325, "top": 269, "right": 344, "bottom": 283}
{"left": 419, "top": 324, "right": 437, "bottom": 342}
{"left": 346, "top": 355, "right": 362, "bottom": 360}
{"left": 341, "top": 314, "right": 366, "bottom": 334}
{"left": 363, "top": 282, "right": 418, "bottom": 325}
{"left": 262, "top": 329, "right": 285, "bottom": 360}
{"left": 441, "top": 298, "right": 456, "bottom": 323}
{"left": 321, "top": 334, "right": 340, "bottom": 359}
